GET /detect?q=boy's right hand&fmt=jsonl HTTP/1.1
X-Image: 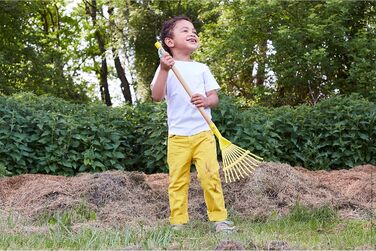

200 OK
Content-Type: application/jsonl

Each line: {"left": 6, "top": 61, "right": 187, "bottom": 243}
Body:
{"left": 160, "top": 54, "right": 175, "bottom": 71}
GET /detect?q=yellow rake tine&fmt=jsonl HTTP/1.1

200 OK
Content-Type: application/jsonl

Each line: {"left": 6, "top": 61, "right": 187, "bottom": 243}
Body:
{"left": 222, "top": 154, "right": 228, "bottom": 172}
{"left": 245, "top": 155, "right": 261, "bottom": 168}
{"left": 234, "top": 163, "right": 245, "bottom": 178}
{"left": 233, "top": 150, "right": 257, "bottom": 175}
{"left": 227, "top": 158, "right": 244, "bottom": 180}
{"left": 234, "top": 164, "right": 243, "bottom": 180}
{"left": 239, "top": 159, "right": 253, "bottom": 175}
{"left": 223, "top": 147, "right": 232, "bottom": 164}
{"left": 230, "top": 163, "right": 238, "bottom": 182}
{"left": 222, "top": 155, "right": 229, "bottom": 171}
{"left": 226, "top": 156, "right": 236, "bottom": 174}
{"left": 222, "top": 145, "right": 262, "bottom": 182}
{"left": 228, "top": 149, "right": 246, "bottom": 179}
{"left": 226, "top": 169, "right": 232, "bottom": 183}
{"left": 243, "top": 156, "right": 257, "bottom": 170}
{"left": 223, "top": 154, "right": 229, "bottom": 167}
{"left": 229, "top": 165, "right": 236, "bottom": 182}
{"left": 234, "top": 145, "right": 263, "bottom": 160}
{"left": 232, "top": 147, "right": 260, "bottom": 168}
{"left": 235, "top": 154, "right": 252, "bottom": 174}
{"left": 232, "top": 148, "right": 248, "bottom": 163}
{"left": 225, "top": 147, "right": 238, "bottom": 170}
{"left": 224, "top": 154, "right": 233, "bottom": 174}
{"left": 234, "top": 157, "right": 245, "bottom": 175}
{"left": 225, "top": 157, "right": 242, "bottom": 173}
{"left": 237, "top": 163, "right": 250, "bottom": 177}
{"left": 232, "top": 165, "right": 241, "bottom": 181}
{"left": 234, "top": 146, "right": 250, "bottom": 158}
{"left": 225, "top": 145, "right": 235, "bottom": 161}
{"left": 233, "top": 147, "right": 253, "bottom": 162}
{"left": 233, "top": 145, "right": 263, "bottom": 161}
{"left": 229, "top": 147, "right": 242, "bottom": 166}
{"left": 224, "top": 170, "right": 229, "bottom": 183}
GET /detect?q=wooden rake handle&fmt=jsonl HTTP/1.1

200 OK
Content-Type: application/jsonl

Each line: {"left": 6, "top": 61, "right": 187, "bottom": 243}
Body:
{"left": 155, "top": 42, "right": 213, "bottom": 127}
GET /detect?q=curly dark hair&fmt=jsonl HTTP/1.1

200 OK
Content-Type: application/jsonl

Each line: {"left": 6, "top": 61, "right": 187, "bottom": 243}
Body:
{"left": 160, "top": 15, "right": 192, "bottom": 55}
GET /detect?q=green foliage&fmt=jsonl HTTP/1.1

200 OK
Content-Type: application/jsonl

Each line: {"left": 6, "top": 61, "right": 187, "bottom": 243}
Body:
{"left": 0, "top": 93, "right": 138, "bottom": 175}
{"left": 0, "top": 0, "right": 90, "bottom": 102}
{"left": 0, "top": 163, "right": 11, "bottom": 177}
{"left": 0, "top": 93, "right": 374, "bottom": 175}
{"left": 212, "top": 94, "right": 375, "bottom": 170}
{"left": 133, "top": 102, "right": 168, "bottom": 173}
{"left": 1, "top": 0, "right": 375, "bottom": 107}
{"left": 196, "top": 0, "right": 376, "bottom": 106}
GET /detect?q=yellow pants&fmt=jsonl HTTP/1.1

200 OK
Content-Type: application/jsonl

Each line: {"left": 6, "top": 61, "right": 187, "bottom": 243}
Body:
{"left": 167, "top": 130, "right": 228, "bottom": 224}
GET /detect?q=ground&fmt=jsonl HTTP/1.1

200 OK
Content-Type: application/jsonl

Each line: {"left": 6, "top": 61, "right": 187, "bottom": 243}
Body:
{"left": 0, "top": 162, "right": 374, "bottom": 231}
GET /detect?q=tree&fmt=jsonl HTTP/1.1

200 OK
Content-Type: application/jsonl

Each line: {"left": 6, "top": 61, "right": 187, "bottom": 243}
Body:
{"left": 270, "top": 0, "right": 376, "bottom": 105}
{"left": 197, "top": 0, "right": 273, "bottom": 100}
{"left": 73, "top": 0, "right": 134, "bottom": 105}
{"left": 198, "top": 0, "right": 376, "bottom": 106}
{"left": 0, "top": 0, "right": 89, "bottom": 102}
{"left": 84, "top": 0, "right": 112, "bottom": 106}
{"left": 108, "top": 3, "right": 132, "bottom": 104}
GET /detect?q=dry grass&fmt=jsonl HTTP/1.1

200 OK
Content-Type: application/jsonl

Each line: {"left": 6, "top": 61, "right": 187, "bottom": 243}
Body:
{"left": 0, "top": 162, "right": 374, "bottom": 231}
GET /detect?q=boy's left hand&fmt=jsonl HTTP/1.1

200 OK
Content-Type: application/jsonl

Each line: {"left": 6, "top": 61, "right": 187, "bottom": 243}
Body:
{"left": 191, "top": 94, "right": 208, "bottom": 108}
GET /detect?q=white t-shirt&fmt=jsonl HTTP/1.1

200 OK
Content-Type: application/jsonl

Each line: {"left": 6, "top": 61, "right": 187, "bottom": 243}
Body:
{"left": 151, "top": 61, "right": 220, "bottom": 136}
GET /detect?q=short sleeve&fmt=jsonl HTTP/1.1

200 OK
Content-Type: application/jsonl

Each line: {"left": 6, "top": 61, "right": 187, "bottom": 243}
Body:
{"left": 203, "top": 65, "right": 220, "bottom": 92}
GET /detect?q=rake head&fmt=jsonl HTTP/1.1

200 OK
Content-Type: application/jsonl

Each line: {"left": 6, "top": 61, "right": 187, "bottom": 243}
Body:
{"left": 209, "top": 123, "right": 263, "bottom": 182}
{"left": 215, "top": 133, "right": 262, "bottom": 183}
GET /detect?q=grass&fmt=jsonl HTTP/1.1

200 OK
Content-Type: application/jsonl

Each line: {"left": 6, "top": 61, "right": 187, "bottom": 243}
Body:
{"left": 0, "top": 204, "right": 374, "bottom": 250}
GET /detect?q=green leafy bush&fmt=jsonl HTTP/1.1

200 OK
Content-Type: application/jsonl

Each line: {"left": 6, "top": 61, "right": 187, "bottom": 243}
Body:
{"left": 0, "top": 93, "right": 139, "bottom": 175}
{"left": 213, "top": 94, "right": 376, "bottom": 170}
{"left": 0, "top": 93, "right": 374, "bottom": 175}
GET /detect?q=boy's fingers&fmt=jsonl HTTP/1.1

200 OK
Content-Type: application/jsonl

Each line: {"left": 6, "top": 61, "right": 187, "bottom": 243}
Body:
{"left": 191, "top": 95, "right": 206, "bottom": 108}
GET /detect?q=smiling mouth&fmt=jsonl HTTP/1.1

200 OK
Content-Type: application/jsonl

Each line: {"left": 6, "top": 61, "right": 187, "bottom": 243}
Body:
{"left": 187, "top": 39, "right": 197, "bottom": 43}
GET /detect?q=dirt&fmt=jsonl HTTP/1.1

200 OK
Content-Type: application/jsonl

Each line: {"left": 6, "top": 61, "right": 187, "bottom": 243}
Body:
{"left": 0, "top": 162, "right": 374, "bottom": 230}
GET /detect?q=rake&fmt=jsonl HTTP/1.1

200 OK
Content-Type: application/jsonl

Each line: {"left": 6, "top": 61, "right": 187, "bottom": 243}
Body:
{"left": 155, "top": 42, "right": 263, "bottom": 182}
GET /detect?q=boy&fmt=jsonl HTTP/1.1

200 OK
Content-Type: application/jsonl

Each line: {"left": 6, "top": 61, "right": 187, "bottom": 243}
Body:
{"left": 151, "top": 16, "right": 235, "bottom": 233}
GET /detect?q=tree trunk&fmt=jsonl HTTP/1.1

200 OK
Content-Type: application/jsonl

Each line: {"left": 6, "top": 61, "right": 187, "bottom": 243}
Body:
{"left": 113, "top": 53, "right": 132, "bottom": 104}
{"left": 107, "top": 6, "right": 132, "bottom": 104}
{"left": 87, "top": 0, "right": 112, "bottom": 106}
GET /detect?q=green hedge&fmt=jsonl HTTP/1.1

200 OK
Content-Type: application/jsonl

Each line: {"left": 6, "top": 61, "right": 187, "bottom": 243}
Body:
{"left": 0, "top": 93, "right": 137, "bottom": 175}
{"left": 0, "top": 92, "right": 374, "bottom": 176}
{"left": 213, "top": 94, "right": 376, "bottom": 170}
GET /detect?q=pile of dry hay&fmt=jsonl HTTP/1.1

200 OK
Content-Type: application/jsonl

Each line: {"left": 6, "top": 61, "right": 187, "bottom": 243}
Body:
{"left": 0, "top": 162, "right": 374, "bottom": 228}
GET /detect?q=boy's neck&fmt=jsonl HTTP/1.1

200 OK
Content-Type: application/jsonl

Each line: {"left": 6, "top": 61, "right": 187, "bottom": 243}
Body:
{"left": 172, "top": 50, "right": 192, "bottom": 62}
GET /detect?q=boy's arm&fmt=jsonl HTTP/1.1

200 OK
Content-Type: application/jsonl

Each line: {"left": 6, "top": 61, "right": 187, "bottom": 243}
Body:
{"left": 151, "top": 54, "right": 174, "bottom": 102}
{"left": 191, "top": 90, "right": 219, "bottom": 108}
{"left": 151, "top": 69, "right": 168, "bottom": 102}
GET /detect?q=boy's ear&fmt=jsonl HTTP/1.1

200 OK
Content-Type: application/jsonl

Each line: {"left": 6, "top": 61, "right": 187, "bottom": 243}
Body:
{"left": 164, "top": 37, "right": 174, "bottom": 48}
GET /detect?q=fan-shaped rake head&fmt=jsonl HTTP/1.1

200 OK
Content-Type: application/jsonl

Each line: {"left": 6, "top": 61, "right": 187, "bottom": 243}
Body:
{"left": 209, "top": 123, "right": 263, "bottom": 183}
{"left": 221, "top": 143, "right": 263, "bottom": 183}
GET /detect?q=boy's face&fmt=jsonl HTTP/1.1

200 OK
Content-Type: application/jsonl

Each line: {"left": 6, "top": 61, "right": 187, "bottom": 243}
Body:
{"left": 165, "top": 20, "right": 199, "bottom": 53}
